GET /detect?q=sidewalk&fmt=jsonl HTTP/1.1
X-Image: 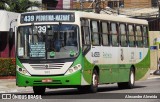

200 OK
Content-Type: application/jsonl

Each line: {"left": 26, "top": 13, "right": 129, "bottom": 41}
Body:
{"left": 0, "top": 72, "right": 160, "bottom": 93}
{"left": 0, "top": 79, "right": 32, "bottom": 93}
{"left": 148, "top": 69, "right": 160, "bottom": 79}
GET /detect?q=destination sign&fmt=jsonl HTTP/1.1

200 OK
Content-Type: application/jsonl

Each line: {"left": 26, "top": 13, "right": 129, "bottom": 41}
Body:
{"left": 30, "top": 43, "right": 45, "bottom": 57}
{"left": 20, "top": 12, "right": 75, "bottom": 23}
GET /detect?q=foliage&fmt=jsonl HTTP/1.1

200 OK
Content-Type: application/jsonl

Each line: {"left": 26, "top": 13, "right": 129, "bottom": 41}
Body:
{"left": 0, "top": 0, "right": 6, "bottom": 10}
{"left": 0, "top": 0, "right": 41, "bottom": 13}
{"left": 0, "top": 58, "right": 16, "bottom": 76}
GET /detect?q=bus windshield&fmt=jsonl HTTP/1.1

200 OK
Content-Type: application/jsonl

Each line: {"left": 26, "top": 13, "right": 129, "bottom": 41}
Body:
{"left": 17, "top": 24, "right": 79, "bottom": 59}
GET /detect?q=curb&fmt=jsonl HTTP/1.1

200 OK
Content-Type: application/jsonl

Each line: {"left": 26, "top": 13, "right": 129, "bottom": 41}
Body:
{"left": 0, "top": 76, "right": 16, "bottom": 79}
{"left": 148, "top": 75, "right": 160, "bottom": 79}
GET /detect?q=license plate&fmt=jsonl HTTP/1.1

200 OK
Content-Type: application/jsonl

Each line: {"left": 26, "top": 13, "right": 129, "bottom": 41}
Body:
{"left": 42, "top": 78, "right": 52, "bottom": 83}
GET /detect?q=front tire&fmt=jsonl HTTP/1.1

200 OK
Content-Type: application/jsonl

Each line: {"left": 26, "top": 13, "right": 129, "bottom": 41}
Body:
{"left": 33, "top": 86, "right": 46, "bottom": 95}
{"left": 77, "top": 69, "right": 99, "bottom": 93}
{"left": 89, "top": 69, "right": 99, "bottom": 93}
{"left": 118, "top": 68, "right": 135, "bottom": 89}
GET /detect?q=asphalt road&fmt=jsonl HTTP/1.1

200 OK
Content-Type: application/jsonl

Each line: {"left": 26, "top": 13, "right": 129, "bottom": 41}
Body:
{"left": 42, "top": 78, "right": 160, "bottom": 99}
{"left": 1, "top": 78, "right": 160, "bottom": 102}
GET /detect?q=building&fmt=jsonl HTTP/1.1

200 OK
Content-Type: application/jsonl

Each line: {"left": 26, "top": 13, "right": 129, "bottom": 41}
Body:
{"left": 72, "top": 0, "right": 159, "bottom": 10}
{"left": 30, "top": 0, "right": 73, "bottom": 10}
{"left": 0, "top": 10, "right": 19, "bottom": 58}
{"left": 124, "top": 0, "right": 151, "bottom": 8}
{"left": 28, "top": 0, "right": 160, "bottom": 10}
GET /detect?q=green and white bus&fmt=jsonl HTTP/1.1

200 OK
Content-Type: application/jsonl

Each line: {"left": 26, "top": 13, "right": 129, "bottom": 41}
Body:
{"left": 16, "top": 10, "right": 150, "bottom": 94}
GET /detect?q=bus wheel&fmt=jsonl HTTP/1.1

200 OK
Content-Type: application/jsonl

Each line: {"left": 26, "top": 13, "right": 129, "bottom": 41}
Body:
{"left": 89, "top": 69, "right": 99, "bottom": 93}
{"left": 77, "top": 70, "right": 98, "bottom": 93}
{"left": 118, "top": 68, "right": 135, "bottom": 89}
{"left": 33, "top": 86, "right": 46, "bottom": 95}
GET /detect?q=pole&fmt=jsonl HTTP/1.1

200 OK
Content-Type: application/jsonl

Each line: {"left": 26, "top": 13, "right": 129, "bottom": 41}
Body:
{"left": 95, "top": 0, "right": 101, "bottom": 13}
{"left": 117, "top": 0, "right": 120, "bottom": 15}
{"left": 157, "top": 43, "right": 159, "bottom": 70}
{"left": 9, "top": 19, "right": 17, "bottom": 57}
{"left": 80, "top": 0, "right": 83, "bottom": 10}
{"left": 153, "top": 38, "right": 160, "bottom": 75}
{"left": 158, "top": 0, "right": 160, "bottom": 17}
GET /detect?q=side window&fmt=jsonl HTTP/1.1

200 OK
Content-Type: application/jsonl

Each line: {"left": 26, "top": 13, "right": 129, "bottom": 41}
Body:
{"left": 143, "top": 26, "right": 149, "bottom": 47}
{"left": 81, "top": 19, "right": 90, "bottom": 45}
{"left": 110, "top": 22, "right": 119, "bottom": 46}
{"left": 119, "top": 24, "right": 127, "bottom": 47}
{"left": 136, "top": 25, "right": 143, "bottom": 47}
{"left": 101, "top": 22, "right": 109, "bottom": 46}
{"left": 91, "top": 20, "right": 100, "bottom": 46}
{"left": 128, "top": 25, "right": 135, "bottom": 47}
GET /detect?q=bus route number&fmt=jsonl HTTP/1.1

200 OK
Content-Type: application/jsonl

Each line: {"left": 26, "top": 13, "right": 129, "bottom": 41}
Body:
{"left": 24, "top": 15, "right": 34, "bottom": 22}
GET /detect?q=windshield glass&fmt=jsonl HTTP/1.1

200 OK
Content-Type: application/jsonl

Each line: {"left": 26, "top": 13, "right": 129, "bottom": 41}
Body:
{"left": 17, "top": 24, "right": 79, "bottom": 59}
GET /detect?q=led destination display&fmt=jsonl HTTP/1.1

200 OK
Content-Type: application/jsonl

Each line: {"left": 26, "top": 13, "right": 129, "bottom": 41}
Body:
{"left": 20, "top": 12, "right": 75, "bottom": 23}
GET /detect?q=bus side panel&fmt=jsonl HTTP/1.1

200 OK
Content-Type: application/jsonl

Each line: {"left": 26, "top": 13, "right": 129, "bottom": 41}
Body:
{"left": 118, "top": 47, "right": 133, "bottom": 83}
{"left": 99, "top": 65, "right": 112, "bottom": 83}
{"left": 99, "top": 65, "right": 119, "bottom": 84}
{"left": 135, "top": 49, "right": 150, "bottom": 80}
{"left": 81, "top": 57, "right": 94, "bottom": 85}
{"left": 99, "top": 64, "right": 130, "bottom": 84}
{"left": 118, "top": 65, "right": 131, "bottom": 82}
{"left": 81, "top": 47, "right": 150, "bottom": 84}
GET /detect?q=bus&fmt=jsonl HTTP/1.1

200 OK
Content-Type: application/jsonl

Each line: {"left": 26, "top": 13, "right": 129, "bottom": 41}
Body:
{"left": 16, "top": 10, "right": 150, "bottom": 94}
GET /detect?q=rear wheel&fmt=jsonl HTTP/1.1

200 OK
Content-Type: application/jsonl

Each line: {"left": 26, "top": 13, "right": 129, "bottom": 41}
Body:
{"left": 33, "top": 86, "right": 46, "bottom": 95}
{"left": 118, "top": 68, "right": 135, "bottom": 89}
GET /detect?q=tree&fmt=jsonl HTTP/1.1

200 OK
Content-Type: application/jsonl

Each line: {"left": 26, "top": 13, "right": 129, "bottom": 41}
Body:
{"left": 0, "top": 0, "right": 6, "bottom": 10}
{"left": 1, "top": 0, "right": 41, "bottom": 13}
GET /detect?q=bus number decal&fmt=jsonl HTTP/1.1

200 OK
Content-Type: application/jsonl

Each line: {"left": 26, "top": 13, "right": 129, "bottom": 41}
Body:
{"left": 37, "top": 26, "right": 46, "bottom": 33}
{"left": 139, "top": 52, "right": 142, "bottom": 59}
{"left": 92, "top": 52, "right": 100, "bottom": 57}
{"left": 120, "top": 49, "right": 124, "bottom": 61}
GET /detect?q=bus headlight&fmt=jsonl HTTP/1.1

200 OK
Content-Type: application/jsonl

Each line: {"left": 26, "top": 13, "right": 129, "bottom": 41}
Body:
{"left": 65, "top": 64, "right": 82, "bottom": 75}
{"left": 16, "top": 65, "right": 31, "bottom": 76}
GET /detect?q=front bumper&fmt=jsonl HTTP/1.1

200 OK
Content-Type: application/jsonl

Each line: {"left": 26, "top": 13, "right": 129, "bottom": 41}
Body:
{"left": 16, "top": 70, "right": 81, "bottom": 87}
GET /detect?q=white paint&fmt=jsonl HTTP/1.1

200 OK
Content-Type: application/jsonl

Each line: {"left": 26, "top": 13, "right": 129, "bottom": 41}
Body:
{"left": 85, "top": 46, "right": 148, "bottom": 65}
{"left": 0, "top": 10, "right": 19, "bottom": 31}
{"left": 81, "top": 75, "right": 89, "bottom": 85}
{"left": 63, "top": 0, "right": 71, "bottom": 9}
{"left": 23, "top": 62, "right": 73, "bottom": 75}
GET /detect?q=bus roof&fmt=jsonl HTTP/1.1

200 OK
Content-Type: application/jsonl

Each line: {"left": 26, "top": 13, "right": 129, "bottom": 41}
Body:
{"left": 20, "top": 10, "right": 148, "bottom": 25}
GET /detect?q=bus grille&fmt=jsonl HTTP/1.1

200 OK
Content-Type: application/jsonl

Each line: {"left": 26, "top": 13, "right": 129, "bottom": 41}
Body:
{"left": 33, "top": 80, "right": 62, "bottom": 85}
{"left": 30, "top": 63, "right": 65, "bottom": 69}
